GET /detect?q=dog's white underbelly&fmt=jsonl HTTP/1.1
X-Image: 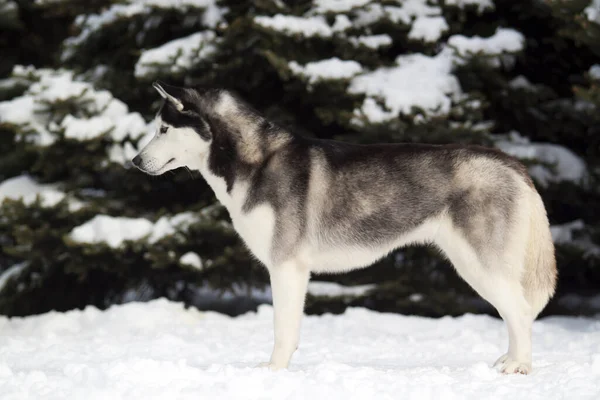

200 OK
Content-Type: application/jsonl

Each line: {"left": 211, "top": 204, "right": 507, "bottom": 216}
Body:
{"left": 231, "top": 205, "right": 446, "bottom": 271}
{"left": 300, "top": 216, "right": 444, "bottom": 273}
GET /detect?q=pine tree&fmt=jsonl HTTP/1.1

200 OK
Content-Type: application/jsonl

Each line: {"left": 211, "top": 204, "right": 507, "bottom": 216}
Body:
{"left": 1, "top": 0, "right": 598, "bottom": 317}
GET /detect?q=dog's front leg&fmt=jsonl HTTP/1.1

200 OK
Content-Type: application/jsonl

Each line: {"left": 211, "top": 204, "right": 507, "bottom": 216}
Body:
{"left": 262, "top": 260, "right": 310, "bottom": 370}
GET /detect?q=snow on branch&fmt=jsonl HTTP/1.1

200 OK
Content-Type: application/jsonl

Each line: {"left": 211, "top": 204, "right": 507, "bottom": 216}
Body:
{"left": 254, "top": 14, "right": 351, "bottom": 37}
{"left": 62, "top": 0, "right": 227, "bottom": 60}
{"left": 288, "top": 58, "right": 364, "bottom": 85}
{"left": 135, "top": 31, "right": 219, "bottom": 79}
{"left": 313, "top": 0, "right": 372, "bottom": 14}
{"left": 347, "top": 27, "right": 525, "bottom": 124}
{"left": 585, "top": 0, "right": 600, "bottom": 24}
{"left": 0, "top": 175, "right": 82, "bottom": 211}
{"left": 348, "top": 34, "right": 393, "bottom": 49}
{"left": 445, "top": 0, "right": 495, "bottom": 12}
{"left": 349, "top": 49, "right": 461, "bottom": 123}
{"left": 69, "top": 212, "right": 204, "bottom": 249}
{"left": 495, "top": 131, "right": 587, "bottom": 187}
{"left": 448, "top": 27, "right": 525, "bottom": 67}
{"left": 0, "top": 66, "right": 152, "bottom": 166}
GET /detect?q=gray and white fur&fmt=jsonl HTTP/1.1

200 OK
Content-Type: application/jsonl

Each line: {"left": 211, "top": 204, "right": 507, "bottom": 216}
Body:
{"left": 132, "top": 82, "right": 557, "bottom": 374}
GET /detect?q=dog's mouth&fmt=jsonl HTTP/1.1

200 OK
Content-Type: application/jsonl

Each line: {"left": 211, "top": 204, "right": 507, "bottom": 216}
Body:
{"left": 141, "top": 158, "right": 176, "bottom": 176}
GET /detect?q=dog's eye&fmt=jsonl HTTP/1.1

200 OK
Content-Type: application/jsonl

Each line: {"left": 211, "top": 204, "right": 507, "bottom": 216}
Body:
{"left": 160, "top": 126, "right": 168, "bottom": 134}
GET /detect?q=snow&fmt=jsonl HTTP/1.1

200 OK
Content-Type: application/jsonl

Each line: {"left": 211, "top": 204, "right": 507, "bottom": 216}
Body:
{"left": 135, "top": 31, "right": 219, "bottom": 79}
{"left": 148, "top": 212, "right": 199, "bottom": 243}
{"left": 449, "top": 28, "right": 525, "bottom": 64}
{"left": 356, "top": 98, "right": 397, "bottom": 123}
{"left": 61, "top": 115, "right": 113, "bottom": 141}
{"left": 408, "top": 16, "right": 449, "bottom": 42}
{"left": 350, "top": 49, "right": 461, "bottom": 122}
{"left": 180, "top": 252, "right": 203, "bottom": 270}
{"left": 111, "top": 123, "right": 155, "bottom": 166}
{"left": 445, "top": 0, "right": 495, "bottom": 12}
{"left": 110, "top": 113, "right": 150, "bottom": 142}
{"left": 0, "top": 263, "right": 27, "bottom": 293}
{"left": 62, "top": 0, "right": 226, "bottom": 60}
{"left": 313, "top": 0, "right": 372, "bottom": 13}
{"left": 409, "top": 293, "right": 424, "bottom": 302}
{"left": 551, "top": 220, "right": 585, "bottom": 244}
{"left": 69, "top": 212, "right": 200, "bottom": 248}
{"left": 69, "top": 215, "right": 154, "bottom": 248}
{"left": 585, "top": 0, "right": 600, "bottom": 24}
{"left": 254, "top": 15, "right": 349, "bottom": 37}
{"left": 0, "top": 94, "right": 54, "bottom": 146}
{"left": 331, "top": 14, "right": 352, "bottom": 32}
{"left": 142, "top": 0, "right": 220, "bottom": 6}
{"left": 0, "top": 67, "right": 148, "bottom": 165}
{"left": 307, "top": 281, "right": 375, "bottom": 297}
{"left": 348, "top": 34, "right": 392, "bottom": 49}
{"left": 353, "top": 4, "right": 387, "bottom": 27}
{"left": 108, "top": 141, "right": 140, "bottom": 165}
{"left": 256, "top": 1, "right": 448, "bottom": 44}
{"left": 509, "top": 75, "right": 535, "bottom": 90}
{"left": 0, "top": 175, "right": 66, "bottom": 208}
{"left": 0, "top": 298, "right": 599, "bottom": 399}
{"left": 1, "top": 0, "right": 17, "bottom": 14}
{"left": 367, "top": 1, "right": 441, "bottom": 26}
{"left": 386, "top": 0, "right": 441, "bottom": 24}
{"left": 550, "top": 220, "right": 600, "bottom": 257}
{"left": 495, "top": 132, "right": 587, "bottom": 187}
{"left": 348, "top": 27, "right": 525, "bottom": 122}
{"left": 589, "top": 64, "right": 600, "bottom": 81}
{"left": 289, "top": 58, "right": 363, "bottom": 84}
{"left": 31, "top": 71, "right": 91, "bottom": 104}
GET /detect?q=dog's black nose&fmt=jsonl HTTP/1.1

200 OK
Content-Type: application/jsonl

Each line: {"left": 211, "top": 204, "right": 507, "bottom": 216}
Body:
{"left": 132, "top": 155, "right": 142, "bottom": 166}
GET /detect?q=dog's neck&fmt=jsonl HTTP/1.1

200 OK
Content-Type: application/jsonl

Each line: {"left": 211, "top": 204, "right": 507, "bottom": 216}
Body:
{"left": 192, "top": 152, "right": 253, "bottom": 217}
{"left": 192, "top": 130, "right": 295, "bottom": 215}
{"left": 194, "top": 95, "right": 296, "bottom": 209}
{"left": 197, "top": 156, "right": 233, "bottom": 209}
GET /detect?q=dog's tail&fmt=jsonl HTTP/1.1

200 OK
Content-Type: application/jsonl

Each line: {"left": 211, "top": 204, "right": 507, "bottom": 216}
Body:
{"left": 522, "top": 187, "right": 557, "bottom": 319}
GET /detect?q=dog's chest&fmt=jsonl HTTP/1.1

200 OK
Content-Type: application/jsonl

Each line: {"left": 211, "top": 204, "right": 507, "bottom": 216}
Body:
{"left": 201, "top": 167, "right": 276, "bottom": 266}
{"left": 229, "top": 202, "right": 276, "bottom": 266}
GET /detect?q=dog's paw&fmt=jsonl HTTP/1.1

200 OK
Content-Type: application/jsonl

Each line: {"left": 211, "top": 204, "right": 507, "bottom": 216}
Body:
{"left": 493, "top": 353, "right": 510, "bottom": 368}
{"left": 254, "top": 362, "right": 285, "bottom": 371}
{"left": 493, "top": 354, "right": 531, "bottom": 375}
{"left": 501, "top": 361, "right": 531, "bottom": 375}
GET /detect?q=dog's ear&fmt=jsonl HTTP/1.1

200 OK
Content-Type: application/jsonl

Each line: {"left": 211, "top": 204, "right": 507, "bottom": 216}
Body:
{"left": 153, "top": 81, "right": 185, "bottom": 112}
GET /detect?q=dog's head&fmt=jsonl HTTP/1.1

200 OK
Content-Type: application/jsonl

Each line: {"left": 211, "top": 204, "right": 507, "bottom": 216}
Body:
{"left": 132, "top": 81, "right": 220, "bottom": 175}
{"left": 133, "top": 81, "right": 289, "bottom": 178}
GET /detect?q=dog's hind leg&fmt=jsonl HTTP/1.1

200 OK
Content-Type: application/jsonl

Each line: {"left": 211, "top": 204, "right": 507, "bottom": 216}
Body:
{"left": 435, "top": 218, "right": 534, "bottom": 374}
{"left": 259, "top": 259, "right": 310, "bottom": 370}
{"left": 486, "top": 278, "right": 533, "bottom": 374}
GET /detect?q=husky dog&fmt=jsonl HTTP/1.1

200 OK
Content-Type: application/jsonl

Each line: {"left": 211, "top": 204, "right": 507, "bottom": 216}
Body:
{"left": 132, "top": 81, "right": 557, "bottom": 374}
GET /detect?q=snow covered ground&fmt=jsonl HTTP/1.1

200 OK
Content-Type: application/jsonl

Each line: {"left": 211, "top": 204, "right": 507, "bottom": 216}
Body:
{"left": 0, "top": 299, "right": 599, "bottom": 399}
